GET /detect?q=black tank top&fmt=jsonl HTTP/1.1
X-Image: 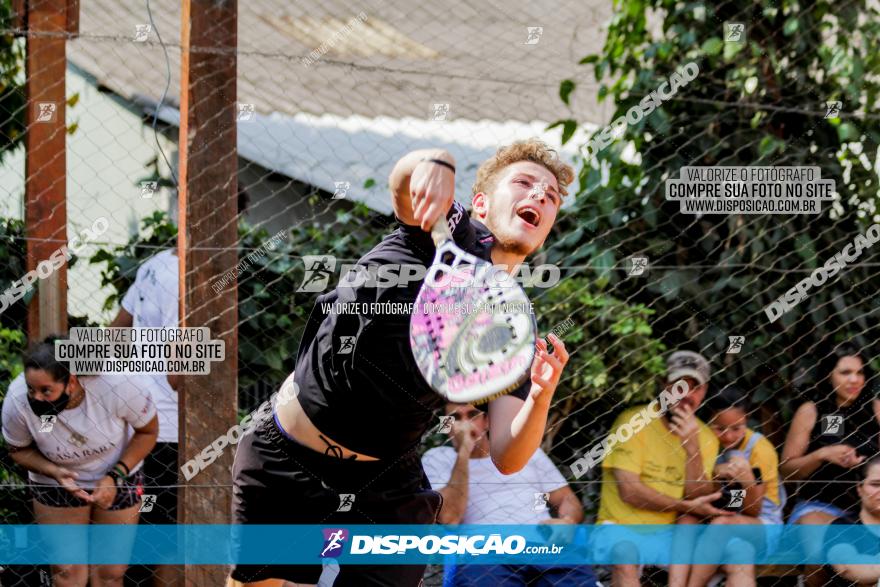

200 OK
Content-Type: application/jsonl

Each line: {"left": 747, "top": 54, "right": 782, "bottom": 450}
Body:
{"left": 795, "top": 391, "right": 880, "bottom": 513}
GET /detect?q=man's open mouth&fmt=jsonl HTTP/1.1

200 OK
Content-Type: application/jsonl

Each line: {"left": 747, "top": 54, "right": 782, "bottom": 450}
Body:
{"left": 516, "top": 206, "right": 541, "bottom": 228}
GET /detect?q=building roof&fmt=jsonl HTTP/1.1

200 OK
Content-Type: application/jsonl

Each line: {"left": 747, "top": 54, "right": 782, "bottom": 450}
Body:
{"left": 69, "top": 0, "right": 611, "bottom": 124}
{"left": 68, "top": 0, "right": 610, "bottom": 211}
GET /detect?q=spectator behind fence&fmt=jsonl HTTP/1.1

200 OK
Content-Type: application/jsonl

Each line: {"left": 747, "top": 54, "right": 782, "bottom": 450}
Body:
{"left": 822, "top": 456, "right": 880, "bottom": 586}
{"left": 422, "top": 402, "right": 599, "bottom": 587}
{"left": 1, "top": 336, "right": 158, "bottom": 587}
{"left": 780, "top": 342, "right": 880, "bottom": 587}
{"left": 110, "top": 247, "right": 180, "bottom": 587}
{"left": 596, "top": 350, "right": 729, "bottom": 587}
{"left": 678, "top": 386, "right": 785, "bottom": 587}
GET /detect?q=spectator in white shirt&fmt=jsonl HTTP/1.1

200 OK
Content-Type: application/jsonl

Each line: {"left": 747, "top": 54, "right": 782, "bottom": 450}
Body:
{"left": 110, "top": 248, "right": 179, "bottom": 587}
{"left": 422, "top": 402, "right": 599, "bottom": 587}
{"left": 2, "top": 336, "right": 158, "bottom": 587}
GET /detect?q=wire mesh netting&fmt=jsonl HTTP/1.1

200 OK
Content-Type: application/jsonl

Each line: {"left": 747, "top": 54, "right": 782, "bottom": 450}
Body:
{"left": 1, "top": 0, "right": 880, "bottom": 585}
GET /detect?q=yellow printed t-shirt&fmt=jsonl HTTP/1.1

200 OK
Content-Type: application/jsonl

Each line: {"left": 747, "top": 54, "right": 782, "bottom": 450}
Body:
{"left": 738, "top": 428, "right": 781, "bottom": 507}
{"left": 597, "top": 404, "right": 719, "bottom": 525}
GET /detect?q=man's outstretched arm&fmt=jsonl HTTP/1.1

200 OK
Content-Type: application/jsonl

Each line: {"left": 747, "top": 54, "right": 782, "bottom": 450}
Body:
{"left": 389, "top": 149, "right": 456, "bottom": 229}
{"left": 488, "top": 335, "right": 568, "bottom": 474}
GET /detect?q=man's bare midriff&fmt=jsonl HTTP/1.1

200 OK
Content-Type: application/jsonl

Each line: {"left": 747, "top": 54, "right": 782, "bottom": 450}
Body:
{"left": 274, "top": 373, "right": 380, "bottom": 461}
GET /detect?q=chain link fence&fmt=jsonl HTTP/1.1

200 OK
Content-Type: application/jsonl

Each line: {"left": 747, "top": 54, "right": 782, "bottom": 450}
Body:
{"left": 1, "top": 0, "right": 879, "bottom": 585}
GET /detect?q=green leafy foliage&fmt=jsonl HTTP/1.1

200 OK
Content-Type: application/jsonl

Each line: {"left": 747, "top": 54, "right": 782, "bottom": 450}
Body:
{"left": 0, "top": 0, "right": 25, "bottom": 164}
{"left": 0, "top": 327, "right": 23, "bottom": 385}
{"left": 550, "top": 0, "right": 880, "bottom": 427}
{"left": 0, "top": 218, "right": 26, "bottom": 331}
{"left": 0, "top": 327, "right": 27, "bottom": 523}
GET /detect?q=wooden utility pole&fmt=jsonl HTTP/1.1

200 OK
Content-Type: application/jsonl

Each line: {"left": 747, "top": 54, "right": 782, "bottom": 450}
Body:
{"left": 179, "top": 1, "right": 238, "bottom": 584}
{"left": 23, "top": 0, "right": 78, "bottom": 340}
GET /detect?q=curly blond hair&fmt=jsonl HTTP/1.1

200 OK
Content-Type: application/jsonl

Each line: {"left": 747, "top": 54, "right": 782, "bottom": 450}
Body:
{"left": 472, "top": 139, "right": 576, "bottom": 198}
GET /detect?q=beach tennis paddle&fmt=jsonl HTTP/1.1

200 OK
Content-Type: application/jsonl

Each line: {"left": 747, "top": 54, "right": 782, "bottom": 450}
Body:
{"left": 410, "top": 217, "right": 537, "bottom": 404}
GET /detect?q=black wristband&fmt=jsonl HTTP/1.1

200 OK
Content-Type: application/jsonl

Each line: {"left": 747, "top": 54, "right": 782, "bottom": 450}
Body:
{"left": 107, "top": 468, "right": 125, "bottom": 488}
{"left": 420, "top": 157, "right": 456, "bottom": 174}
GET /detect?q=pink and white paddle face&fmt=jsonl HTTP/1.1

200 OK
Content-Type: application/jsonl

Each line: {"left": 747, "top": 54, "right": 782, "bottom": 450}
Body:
{"left": 410, "top": 220, "right": 537, "bottom": 404}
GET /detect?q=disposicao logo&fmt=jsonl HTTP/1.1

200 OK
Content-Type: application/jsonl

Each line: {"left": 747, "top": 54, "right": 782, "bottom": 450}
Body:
{"left": 320, "top": 528, "right": 348, "bottom": 558}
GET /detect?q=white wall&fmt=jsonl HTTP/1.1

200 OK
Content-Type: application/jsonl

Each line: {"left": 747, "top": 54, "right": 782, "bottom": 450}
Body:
{"left": 0, "top": 64, "right": 177, "bottom": 324}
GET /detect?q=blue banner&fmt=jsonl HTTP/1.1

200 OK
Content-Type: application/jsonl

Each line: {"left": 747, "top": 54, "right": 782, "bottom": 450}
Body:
{"left": 0, "top": 524, "right": 878, "bottom": 565}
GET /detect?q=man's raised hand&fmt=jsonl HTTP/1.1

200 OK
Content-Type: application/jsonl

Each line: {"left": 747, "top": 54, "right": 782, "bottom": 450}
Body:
{"left": 410, "top": 159, "right": 455, "bottom": 232}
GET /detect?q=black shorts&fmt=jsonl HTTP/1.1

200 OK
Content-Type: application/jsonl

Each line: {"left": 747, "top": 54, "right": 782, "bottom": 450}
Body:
{"left": 30, "top": 470, "right": 144, "bottom": 510}
{"left": 229, "top": 403, "right": 442, "bottom": 586}
{"left": 140, "top": 442, "right": 179, "bottom": 525}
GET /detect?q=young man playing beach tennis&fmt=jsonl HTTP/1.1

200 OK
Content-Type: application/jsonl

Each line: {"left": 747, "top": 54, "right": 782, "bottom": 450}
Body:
{"left": 228, "top": 139, "right": 575, "bottom": 587}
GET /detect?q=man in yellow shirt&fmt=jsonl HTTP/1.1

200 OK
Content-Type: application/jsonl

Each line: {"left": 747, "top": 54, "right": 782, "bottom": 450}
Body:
{"left": 595, "top": 351, "right": 731, "bottom": 586}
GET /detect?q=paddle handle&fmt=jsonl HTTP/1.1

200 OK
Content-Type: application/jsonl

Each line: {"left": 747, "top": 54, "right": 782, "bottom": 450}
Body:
{"left": 430, "top": 216, "right": 452, "bottom": 246}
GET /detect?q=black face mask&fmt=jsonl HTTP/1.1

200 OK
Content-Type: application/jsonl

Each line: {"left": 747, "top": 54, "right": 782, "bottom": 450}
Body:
{"left": 27, "top": 377, "right": 71, "bottom": 417}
